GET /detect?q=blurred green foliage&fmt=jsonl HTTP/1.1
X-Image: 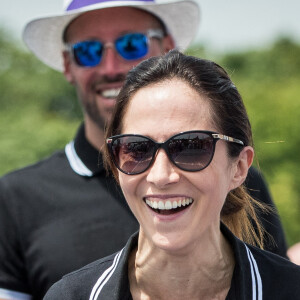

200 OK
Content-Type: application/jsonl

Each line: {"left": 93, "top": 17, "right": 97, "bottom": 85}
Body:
{"left": 0, "top": 27, "right": 299, "bottom": 246}
{"left": 0, "top": 27, "right": 81, "bottom": 172}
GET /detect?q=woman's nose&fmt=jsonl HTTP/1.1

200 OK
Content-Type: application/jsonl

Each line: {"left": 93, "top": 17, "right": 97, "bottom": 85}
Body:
{"left": 146, "top": 149, "right": 180, "bottom": 188}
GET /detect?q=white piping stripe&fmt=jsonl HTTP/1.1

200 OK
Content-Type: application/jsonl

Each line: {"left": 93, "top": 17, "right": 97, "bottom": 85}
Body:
{"left": 93, "top": 250, "right": 124, "bottom": 300}
{"left": 246, "top": 246, "right": 257, "bottom": 300}
{"left": 245, "top": 245, "right": 263, "bottom": 300}
{"left": 89, "top": 248, "right": 124, "bottom": 300}
{"left": 248, "top": 248, "right": 263, "bottom": 300}
{"left": 0, "top": 288, "right": 32, "bottom": 300}
{"left": 65, "top": 141, "right": 93, "bottom": 177}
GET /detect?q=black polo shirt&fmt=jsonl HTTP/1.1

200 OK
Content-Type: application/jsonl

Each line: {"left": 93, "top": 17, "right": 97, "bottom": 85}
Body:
{"left": 44, "top": 224, "right": 300, "bottom": 300}
{"left": 0, "top": 124, "right": 139, "bottom": 300}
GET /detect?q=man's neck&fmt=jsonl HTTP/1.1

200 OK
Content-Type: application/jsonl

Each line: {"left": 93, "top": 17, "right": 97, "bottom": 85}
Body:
{"left": 84, "top": 119, "right": 105, "bottom": 151}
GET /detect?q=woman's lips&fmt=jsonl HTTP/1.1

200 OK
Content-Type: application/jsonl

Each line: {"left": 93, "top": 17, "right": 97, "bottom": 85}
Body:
{"left": 143, "top": 196, "right": 194, "bottom": 215}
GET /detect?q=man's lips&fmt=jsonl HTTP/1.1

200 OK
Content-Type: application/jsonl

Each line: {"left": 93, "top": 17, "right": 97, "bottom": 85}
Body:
{"left": 95, "top": 87, "right": 121, "bottom": 99}
{"left": 92, "top": 74, "right": 126, "bottom": 99}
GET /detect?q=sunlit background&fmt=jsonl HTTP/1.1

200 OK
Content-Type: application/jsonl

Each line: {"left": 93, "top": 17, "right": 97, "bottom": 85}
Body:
{"left": 1, "top": 0, "right": 299, "bottom": 245}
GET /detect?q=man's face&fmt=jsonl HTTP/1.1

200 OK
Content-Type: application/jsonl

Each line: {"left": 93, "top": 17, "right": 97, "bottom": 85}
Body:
{"left": 63, "top": 7, "right": 174, "bottom": 130}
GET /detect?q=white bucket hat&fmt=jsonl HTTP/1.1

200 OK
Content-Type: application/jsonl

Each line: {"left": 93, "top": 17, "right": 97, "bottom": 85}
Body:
{"left": 23, "top": 0, "right": 200, "bottom": 72}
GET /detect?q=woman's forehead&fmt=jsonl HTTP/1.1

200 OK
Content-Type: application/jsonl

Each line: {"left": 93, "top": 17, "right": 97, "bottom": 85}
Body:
{"left": 121, "top": 79, "right": 214, "bottom": 136}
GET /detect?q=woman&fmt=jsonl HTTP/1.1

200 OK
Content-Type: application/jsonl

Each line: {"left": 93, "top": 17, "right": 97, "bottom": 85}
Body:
{"left": 44, "top": 50, "right": 300, "bottom": 299}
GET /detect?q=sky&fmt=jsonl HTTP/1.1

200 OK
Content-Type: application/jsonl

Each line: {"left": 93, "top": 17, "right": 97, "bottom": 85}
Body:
{"left": 1, "top": 0, "right": 300, "bottom": 52}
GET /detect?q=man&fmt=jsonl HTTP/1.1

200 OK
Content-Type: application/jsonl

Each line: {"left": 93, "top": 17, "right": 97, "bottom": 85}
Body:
{"left": 0, "top": 0, "right": 287, "bottom": 299}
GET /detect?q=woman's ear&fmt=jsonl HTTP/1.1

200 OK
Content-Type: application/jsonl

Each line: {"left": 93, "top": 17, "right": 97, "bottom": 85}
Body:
{"left": 229, "top": 146, "right": 254, "bottom": 191}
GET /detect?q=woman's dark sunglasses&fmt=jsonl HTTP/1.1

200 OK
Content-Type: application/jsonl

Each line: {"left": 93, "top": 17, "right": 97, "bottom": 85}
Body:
{"left": 65, "top": 29, "right": 164, "bottom": 67}
{"left": 106, "top": 130, "right": 244, "bottom": 175}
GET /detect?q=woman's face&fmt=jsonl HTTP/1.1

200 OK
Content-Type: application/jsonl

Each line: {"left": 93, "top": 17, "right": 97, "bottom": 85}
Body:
{"left": 119, "top": 78, "right": 242, "bottom": 252}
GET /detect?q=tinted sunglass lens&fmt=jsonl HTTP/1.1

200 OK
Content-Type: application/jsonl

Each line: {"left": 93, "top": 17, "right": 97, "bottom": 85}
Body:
{"left": 73, "top": 41, "right": 103, "bottom": 67}
{"left": 168, "top": 133, "right": 215, "bottom": 171}
{"left": 111, "top": 136, "right": 155, "bottom": 174}
{"left": 116, "top": 33, "right": 148, "bottom": 60}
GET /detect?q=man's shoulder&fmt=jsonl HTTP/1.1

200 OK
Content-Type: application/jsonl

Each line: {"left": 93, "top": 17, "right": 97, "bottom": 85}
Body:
{"left": 246, "top": 166, "right": 266, "bottom": 190}
{"left": 0, "top": 149, "right": 73, "bottom": 203}
{"left": 0, "top": 149, "right": 67, "bottom": 184}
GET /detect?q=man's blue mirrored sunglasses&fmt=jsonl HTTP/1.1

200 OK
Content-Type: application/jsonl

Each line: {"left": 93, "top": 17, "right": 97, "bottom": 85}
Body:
{"left": 65, "top": 29, "right": 164, "bottom": 67}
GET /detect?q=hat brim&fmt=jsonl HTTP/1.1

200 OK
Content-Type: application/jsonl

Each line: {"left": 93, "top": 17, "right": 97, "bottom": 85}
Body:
{"left": 23, "top": 0, "right": 200, "bottom": 71}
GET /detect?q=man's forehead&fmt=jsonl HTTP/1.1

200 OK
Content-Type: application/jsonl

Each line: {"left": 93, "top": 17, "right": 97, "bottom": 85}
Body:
{"left": 64, "top": 7, "right": 163, "bottom": 41}
{"left": 71, "top": 7, "right": 161, "bottom": 27}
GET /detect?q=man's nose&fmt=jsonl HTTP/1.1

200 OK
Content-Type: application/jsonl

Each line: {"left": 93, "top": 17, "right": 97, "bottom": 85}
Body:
{"left": 97, "top": 45, "right": 126, "bottom": 77}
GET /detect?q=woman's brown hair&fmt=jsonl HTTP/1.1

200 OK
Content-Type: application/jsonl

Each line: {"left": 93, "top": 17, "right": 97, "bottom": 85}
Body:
{"left": 104, "top": 50, "right": 268, "bottom": 248}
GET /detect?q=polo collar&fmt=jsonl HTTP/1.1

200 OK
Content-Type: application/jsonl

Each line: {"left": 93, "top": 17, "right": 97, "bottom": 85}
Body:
{"left": 90, "top": 224, "right": 263, "bottom": 300}
{"left": 89, "top": 232, "right": 137, "bottom": 300}
{"left": 65, "top": 123, "right": 105, "bottom": 177}
{"left": 222, "top": 224, "right": 263, "bottom": 300}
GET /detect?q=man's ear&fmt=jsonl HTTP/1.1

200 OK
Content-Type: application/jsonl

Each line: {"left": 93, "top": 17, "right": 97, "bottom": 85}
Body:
{"left": 62, "top": 51, "right": 74, "bottom": 84}
{"left": 162, "top": 34, "right": 175, "bottom": 53}
{"left": 229, "top": 146, "right": 254, "bottom": 191}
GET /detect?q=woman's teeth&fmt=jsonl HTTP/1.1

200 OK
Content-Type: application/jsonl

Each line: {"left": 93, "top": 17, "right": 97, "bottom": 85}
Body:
{"left": 145, "top": 198, "right": 193, "bottom": 211}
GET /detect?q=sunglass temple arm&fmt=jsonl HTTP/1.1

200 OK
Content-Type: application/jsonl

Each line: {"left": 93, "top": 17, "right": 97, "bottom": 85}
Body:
{"left": 212, "top": 134, "right": 244, "bottom": 146}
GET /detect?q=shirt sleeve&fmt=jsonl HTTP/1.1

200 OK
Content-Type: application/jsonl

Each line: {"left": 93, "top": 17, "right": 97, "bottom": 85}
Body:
{"left": 0, "top": 178, "right": 32, "bottom": 297}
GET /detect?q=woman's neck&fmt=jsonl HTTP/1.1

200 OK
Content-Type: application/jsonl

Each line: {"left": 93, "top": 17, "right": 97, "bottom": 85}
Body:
{"left": 128, "top": 229, "right": 235, "bottom": 300}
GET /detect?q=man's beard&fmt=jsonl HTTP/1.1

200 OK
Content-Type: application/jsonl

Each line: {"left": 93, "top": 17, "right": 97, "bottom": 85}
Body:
{"left": 84, "top": 100, "right": 109, "bottom": 130}
{"left": 78, "top": 73, "right": 126, "bottom": 130}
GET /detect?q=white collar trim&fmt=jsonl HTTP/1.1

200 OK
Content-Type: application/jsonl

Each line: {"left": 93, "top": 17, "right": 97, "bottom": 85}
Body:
{"left": 65, "top": 141, "right": 93, "bottom": 177}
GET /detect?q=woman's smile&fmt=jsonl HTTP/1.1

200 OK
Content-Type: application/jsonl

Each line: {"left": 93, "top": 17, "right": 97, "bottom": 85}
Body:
{"left": 144, "top": 195, "right": 194, "bottom": 217}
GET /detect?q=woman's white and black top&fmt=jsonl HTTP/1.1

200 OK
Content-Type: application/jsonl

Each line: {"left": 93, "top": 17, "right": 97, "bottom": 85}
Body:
{"left": 44, "top": 224, "right": 300, "bottom": 300}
